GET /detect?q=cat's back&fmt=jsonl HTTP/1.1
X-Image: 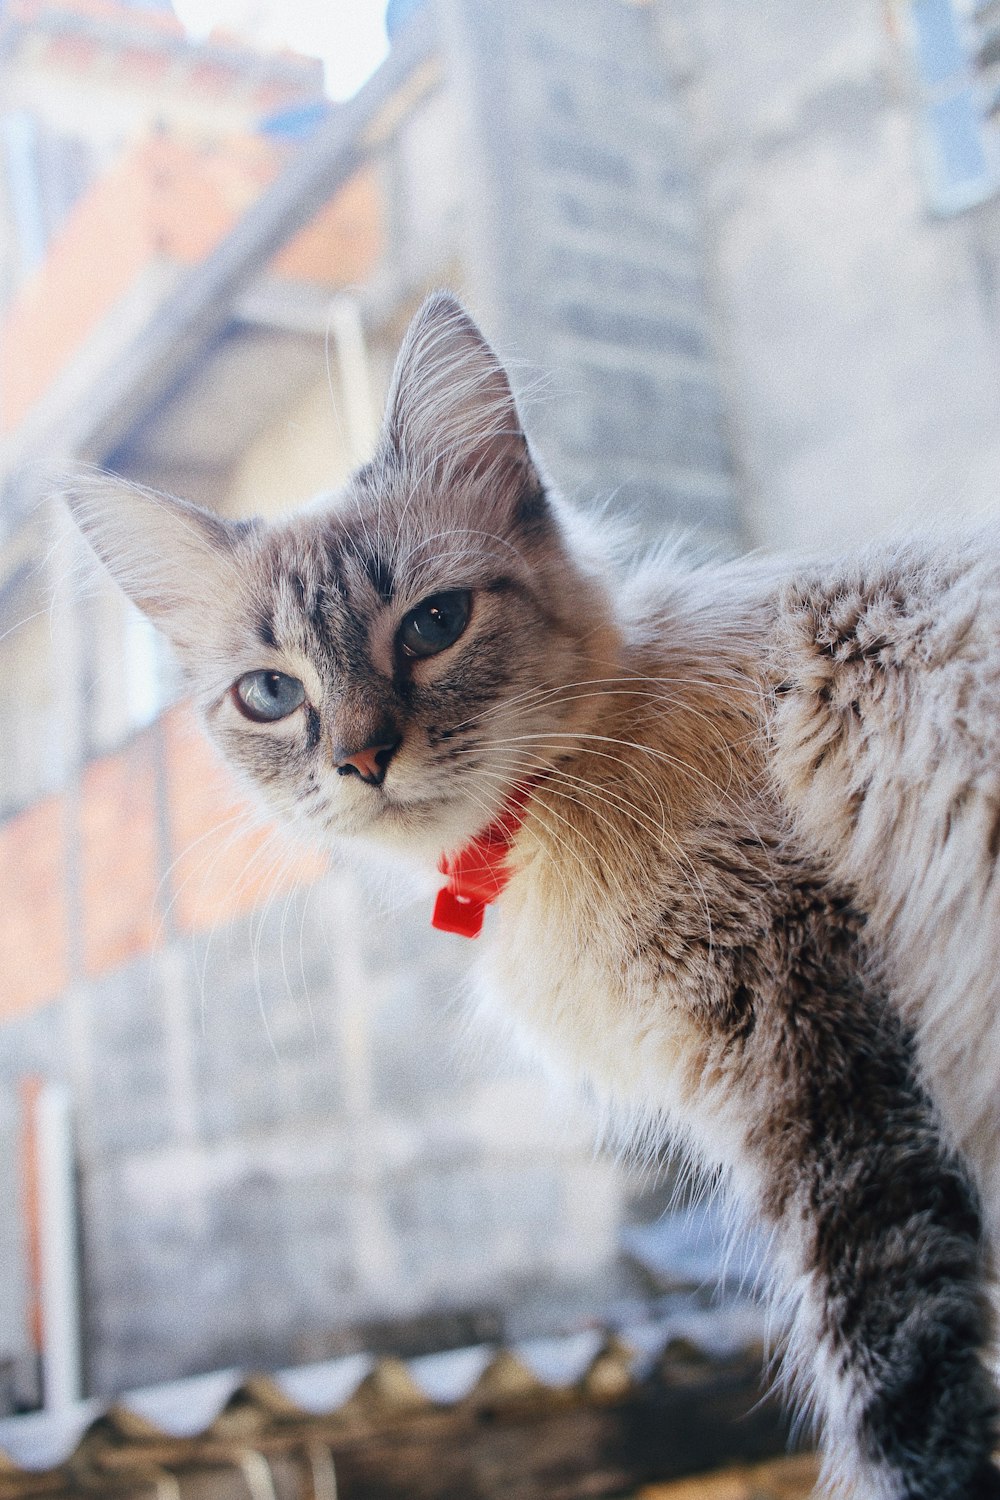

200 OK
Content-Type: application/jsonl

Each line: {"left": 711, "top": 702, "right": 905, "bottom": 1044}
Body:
{"left": 771, "top": 525, "right": 1000, "bottom": 1211}
{"left": 772, "top": 526, "right": 1000, "bottom": 879}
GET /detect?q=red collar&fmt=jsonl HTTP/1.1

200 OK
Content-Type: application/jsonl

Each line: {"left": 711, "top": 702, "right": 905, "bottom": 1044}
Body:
{"left": 432, "top": 781, "right": 536, "bottom": 938}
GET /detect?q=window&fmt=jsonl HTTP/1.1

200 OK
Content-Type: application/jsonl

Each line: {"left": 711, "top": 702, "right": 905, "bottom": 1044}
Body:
{"left": 909, "top": 0, "right": 1000, "bottom": 213}
{"left": 85, "top": 584, "right": 170, "bottom": 755}
{"left": 0, "top": 112, "right": 91, "bottom": 284}
{"left": 0, "top": 571, "right": 64, "bottom": 817}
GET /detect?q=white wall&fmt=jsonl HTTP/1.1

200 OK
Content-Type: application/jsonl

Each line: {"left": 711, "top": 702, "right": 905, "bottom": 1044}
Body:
{"left": 660, "top": 0, "right": 1000, "bottom": 553}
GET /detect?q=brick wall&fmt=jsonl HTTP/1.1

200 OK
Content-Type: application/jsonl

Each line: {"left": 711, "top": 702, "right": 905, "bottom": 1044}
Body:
{"left": 0, "top": 705, "right": 323, "bottom": 1016}
{"left": 0, "top": 797, "right": 68, "bottom": 1021}
{"left": 0, "top": 135, "right": 382, "bottom": 431}
{"left": 79, "top": 740, "right": 160, "bottom": 975}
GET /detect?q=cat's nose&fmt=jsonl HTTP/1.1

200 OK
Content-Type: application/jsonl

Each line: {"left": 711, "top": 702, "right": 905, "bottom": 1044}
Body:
{"left": 334, "top": 734, "right": 401, "bottom": 787}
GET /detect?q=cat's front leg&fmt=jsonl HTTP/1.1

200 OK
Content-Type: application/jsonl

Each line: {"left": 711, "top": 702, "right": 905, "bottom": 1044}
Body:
{"left": 718, "top": 921, "right": 1000, "bottom": 1499}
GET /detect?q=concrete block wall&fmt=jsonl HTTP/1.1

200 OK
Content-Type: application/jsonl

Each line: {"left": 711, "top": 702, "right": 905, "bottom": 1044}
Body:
{"left": 438, "top": 0, "right": 738, "bottom": 543}
{"left": 70, "top": 881, "right": 624, "bottom": 1393}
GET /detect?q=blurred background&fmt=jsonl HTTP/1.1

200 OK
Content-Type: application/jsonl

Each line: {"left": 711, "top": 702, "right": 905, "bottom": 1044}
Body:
{"left": 0, "top": 0, "right": 999, "bottom": 1486}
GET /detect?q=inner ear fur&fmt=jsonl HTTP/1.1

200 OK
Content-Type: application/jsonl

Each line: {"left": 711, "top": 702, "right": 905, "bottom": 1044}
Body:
{"left": 63, "top": 473, "right": 253, "bottom": 651}
{"left": 383, "top": 291, "right": 544, "bottom": 505}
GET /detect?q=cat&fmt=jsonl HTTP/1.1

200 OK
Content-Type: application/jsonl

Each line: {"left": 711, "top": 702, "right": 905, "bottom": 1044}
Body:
{"left": 66, "top": 291, "right": 1000, "bottom": 1498}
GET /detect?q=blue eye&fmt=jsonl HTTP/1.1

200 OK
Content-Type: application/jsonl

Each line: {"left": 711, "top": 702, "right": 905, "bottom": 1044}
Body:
{"left": 398, "top": 590, "right": 471, "bottom": 659}
{"left": 233, "top": 670, "right": 306, "bottom": 722}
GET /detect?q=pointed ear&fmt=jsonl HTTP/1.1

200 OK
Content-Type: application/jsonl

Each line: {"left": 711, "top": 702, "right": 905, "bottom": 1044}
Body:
{"left": 63, "top": 473, "right": 251, "bottom": 653}
{"left": 383, "top": 292, "right": 544, "bottom": 502}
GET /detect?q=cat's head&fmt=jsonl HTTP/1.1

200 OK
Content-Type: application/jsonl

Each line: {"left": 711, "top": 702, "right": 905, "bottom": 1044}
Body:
{"left": 66, "top": 293, "right": 618, "bottom": 859}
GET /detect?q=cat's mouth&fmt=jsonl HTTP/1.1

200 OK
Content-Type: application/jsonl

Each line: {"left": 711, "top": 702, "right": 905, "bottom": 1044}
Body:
{"left": 331, "top": 773, "right": 516, "bottom": 856}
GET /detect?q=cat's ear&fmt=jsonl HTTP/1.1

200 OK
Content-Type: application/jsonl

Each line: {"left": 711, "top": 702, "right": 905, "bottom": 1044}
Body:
{"left": 63, "top": 474, "right": 251, "bottom": 652}
{"left": 382, "top": 292, "right": 544, "bottom": 508}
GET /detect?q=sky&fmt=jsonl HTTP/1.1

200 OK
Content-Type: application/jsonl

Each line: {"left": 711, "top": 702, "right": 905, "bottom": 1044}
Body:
{"left": 170, "top": 0, "right": 390, "bottom": 101}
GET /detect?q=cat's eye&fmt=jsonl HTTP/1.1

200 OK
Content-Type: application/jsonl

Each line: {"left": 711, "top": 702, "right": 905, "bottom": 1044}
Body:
{"left": 398, "top": 590, "right": 471, "bottom": 659}
{"left": 233, "top": 670, "right": 306, "bottom": 723}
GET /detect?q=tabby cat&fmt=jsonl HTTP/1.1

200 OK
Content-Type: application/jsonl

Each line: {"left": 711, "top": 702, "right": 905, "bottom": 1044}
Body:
{"left": 68, "top": 292, "right": 1000, "bottom": 1498}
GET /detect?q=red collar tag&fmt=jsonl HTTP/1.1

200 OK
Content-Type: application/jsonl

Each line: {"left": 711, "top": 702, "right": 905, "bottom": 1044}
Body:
{"left": 432, "top": 782, "right": 535, "bottom": 938}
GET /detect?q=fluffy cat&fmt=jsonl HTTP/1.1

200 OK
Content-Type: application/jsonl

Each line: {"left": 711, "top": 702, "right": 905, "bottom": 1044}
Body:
{"left": 67, "top": 292, "right": 1000, "bottom": 1498}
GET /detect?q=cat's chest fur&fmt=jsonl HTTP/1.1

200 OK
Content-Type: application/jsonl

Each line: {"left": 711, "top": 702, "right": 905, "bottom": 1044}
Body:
{"left": 473, "top": 666, "right": 814, "bottom": 1160}
{"left": 487, "top": 845, "right": 710, "bottom": 1116}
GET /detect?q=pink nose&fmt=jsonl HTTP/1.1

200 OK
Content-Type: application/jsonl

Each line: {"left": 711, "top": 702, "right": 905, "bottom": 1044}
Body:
{"left": 334, "top": 737, "right": 400, "bottom": 787}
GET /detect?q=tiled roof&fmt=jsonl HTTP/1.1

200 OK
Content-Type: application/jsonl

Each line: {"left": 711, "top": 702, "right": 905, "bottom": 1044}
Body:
{"left": 0, "top": 1303, "right": 794, "bottom": 1496}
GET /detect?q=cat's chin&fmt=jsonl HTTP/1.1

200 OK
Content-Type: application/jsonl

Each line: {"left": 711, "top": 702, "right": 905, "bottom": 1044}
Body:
{"left": 325, "top": 787, "right": 503, "bottom": 864}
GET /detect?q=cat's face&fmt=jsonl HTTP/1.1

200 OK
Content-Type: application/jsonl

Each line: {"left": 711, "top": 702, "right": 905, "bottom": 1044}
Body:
{"left": 67, "top": 294, "right": 617, "bottom": 859}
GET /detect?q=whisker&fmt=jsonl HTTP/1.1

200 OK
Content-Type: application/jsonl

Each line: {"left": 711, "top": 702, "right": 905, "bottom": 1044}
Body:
{"left": 447, "top": 673, "right": 763, "bottom": 736}
{"left": 466, "top": 726, "right": 751, "bottom": 824}
{"left": 462, "top": 748, "right": 717, "bottom": 951}
{"left": 478, "top": 776, "right": 642, "bottom": 957}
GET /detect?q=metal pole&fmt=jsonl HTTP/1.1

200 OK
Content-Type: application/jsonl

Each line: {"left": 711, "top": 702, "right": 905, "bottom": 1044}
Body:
{"left": 328, "top": 293, "right": 380, "bottom": 465}
{"left": 35, "top": 1083, "right": 82, "bottom": 1410}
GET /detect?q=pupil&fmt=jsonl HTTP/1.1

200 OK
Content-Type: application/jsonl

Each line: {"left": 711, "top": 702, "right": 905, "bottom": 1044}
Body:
{"left": 397, "top": 589, "right": 470, "bottom": 659}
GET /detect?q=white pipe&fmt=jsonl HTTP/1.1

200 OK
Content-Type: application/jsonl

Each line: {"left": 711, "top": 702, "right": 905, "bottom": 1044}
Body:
{"left": 36, "top": 1084, "right": 82, "bottom": 1410}
{"left": 327, "top": 294, "right": 380, "bottom": 465}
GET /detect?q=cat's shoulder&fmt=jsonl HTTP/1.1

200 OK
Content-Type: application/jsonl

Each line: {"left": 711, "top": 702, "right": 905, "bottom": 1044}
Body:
{"left": 775, "top": 526, "right": 1000, "bottom": 687}
{"left": 769, "top": 525, "right": 1000, "bottom": 867}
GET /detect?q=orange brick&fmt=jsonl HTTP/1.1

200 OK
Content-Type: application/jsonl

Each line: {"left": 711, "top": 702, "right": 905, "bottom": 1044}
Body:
{"left": 1, "top": 147, "right": 154, "bottom": 430}
{"left": 116, "top": 46, "right": 172, "bottom": 84}
{"left": 11, "top": 0, "right": 183, "bottom": 36}
{"left": 0, "top": 796, "right": 69, "bottom": 1019}
{"left": 188, "top": 59, "right": 238, "bottom": 95}
{"left": 44, "top": 34, "right": 100, "bottom": 70}
{"left": 163, "top": 704, "right": 325, "bottom": 934}
{"left": 254, "top": 80, "right": 313, "bottom": 112}
{"left": 273, "top": 167, "right": 383, "bottom": 289}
